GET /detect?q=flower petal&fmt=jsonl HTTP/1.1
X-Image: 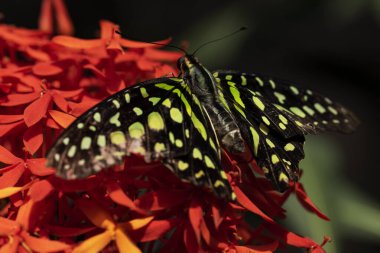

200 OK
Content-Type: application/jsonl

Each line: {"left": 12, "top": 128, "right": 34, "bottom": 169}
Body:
{"left": 235, "top": 241, "right": 279, "bottom": 253}
{"left": 188, "top": 199, "right": 202, "bottom": 243}
{"left": 25, "top": 47, "right": 51, "bottom": 62}
{"left": 0, "top": 114, "right": 24, "bottom": 124}
{"left": 44, "top": 225, "right": 95, "bottom": 237}
{"left": 294, "top": 182, "right": 329, "bottom": 221}
{"left": 183, "top": 223, "right": 202, "bottom": 253}
{"left": 52, "top": 0, "right": 74, "bottom": 35}
{"left": 0, "top": 236, "right": 20, "bottom": 253}
{"left": 53, "top": 88, "right": 83, "bottom": 98}
{"left": 76, "top": 198, "right": 115, "bottom": 230}
{"left": 28, "top": 179, "right": 54, "bottom": 202}
{"left": 72, "top": 230, "right": 112, "bottom": 253}
{"left": 48, "top": 110, "right": 76, "bottom": 128}
{"left": 52, "top": 93, "right": 69, "bottom": 112}
{"left": 120, "top": 216, "right": 154, "bottom": 231}
{"left": 144, "top": 48, "right": 182, "bottom": 61}
{"left": 52, "top": 36, "right": 104, "bottom": 49}
{"left": 21, "top": 230, "right": 71, "bottom": 252}
{"left": 38, "top": 0, "right": 53, "bottom": 33}
{"left": 130, "top": 219, "right": 179, "bottom": 242}
{"left": 265, "top": 223, "right": 318, "bottom": 249}
{"left": 233, "top": 186, "right": 274, "bottom": 223}
{"left": 134, "top": 190, "right": 189, "bottom": 211}
{"left": 115, "top": 227, "right": 141, "bottom": 253}
{"left": 27, "top": 158, "right": 55, "bottom": 176}
{"left": 15, "top": 198, "right": 35, "bottom": 229}
{"left": 100, "top": 20, "right": 117, "bottom": 39}
{"left": 32, "top": 63, "right": 63, "bottom": 76}
{"left": 1, "top": 92, "right": 40, "bottom": 106}
{"left": 0, "top": 163, "right": 24, "bottom": 189}
{"left": 0, "top": 217, "right": 20, "bottom": 235}
{"left": 24, "top": 93, "right": 52, "bottom": 127}
{"left": 106, "top": 181, "right": 147, "bottom": 215}
{"left": 0, "top": 145, "right": 22, "bottom": 164}
{"left": 0, "top": 120, "right": 25, "bottom": 138}
{"left": 0, "top": 183, "right": 29, "bottom": 199}
{"left": 23, "top": 123, "right": 44, "bottom": 155}
{"left": 119, "top": 37, "right": 172, "bottom": 49}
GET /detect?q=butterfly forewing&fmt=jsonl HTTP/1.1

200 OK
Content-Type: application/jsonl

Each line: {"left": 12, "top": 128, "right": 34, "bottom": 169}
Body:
{"left": 46, "top": 77, "right": 233, "bottom": 199}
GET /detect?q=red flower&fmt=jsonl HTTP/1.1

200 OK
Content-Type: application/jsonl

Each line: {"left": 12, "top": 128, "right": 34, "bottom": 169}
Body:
{"left": 0, "top": 1, "right": 330, "bottom": 252}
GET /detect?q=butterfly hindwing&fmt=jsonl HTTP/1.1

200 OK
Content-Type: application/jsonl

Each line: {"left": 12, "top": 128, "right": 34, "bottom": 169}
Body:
{"left": 214, "top": 70, "right": 358, "bottom": 190}
{"left": 215, "top": 78, "right": 305, "bottom": 190}
{"left": 214, "top": 71, "right": 360, "bottom": 135}
{"left": 46, "top": 77, "right": 232, "bottom": 199}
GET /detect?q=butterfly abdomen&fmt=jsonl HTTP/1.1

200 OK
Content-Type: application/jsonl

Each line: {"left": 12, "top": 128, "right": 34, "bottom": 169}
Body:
{"left": 203, "top": 103, "right": 245, "bottom": 153}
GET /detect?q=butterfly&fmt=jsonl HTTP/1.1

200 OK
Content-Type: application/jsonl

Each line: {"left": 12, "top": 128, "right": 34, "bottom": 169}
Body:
{"left": 46, "top": 53, "right": 359, "bottom": 200}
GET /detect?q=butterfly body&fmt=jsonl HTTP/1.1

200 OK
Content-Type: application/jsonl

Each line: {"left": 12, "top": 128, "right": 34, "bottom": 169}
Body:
{"left": 179, "top": 55, "right": 245, "bottom": 154}
{"left": 47, "top": 54, "right": 359, "bottom": 200}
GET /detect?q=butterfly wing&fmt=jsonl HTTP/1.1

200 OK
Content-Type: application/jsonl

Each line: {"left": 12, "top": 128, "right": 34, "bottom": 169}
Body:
{"left": 214, "top": 71, "right": 359, "bottom": 135}
{"left": 214, "top": 71, "right": 358, "bottom": 191}
{"left": 46, "top": 77, "right": 233, "bottom": 199}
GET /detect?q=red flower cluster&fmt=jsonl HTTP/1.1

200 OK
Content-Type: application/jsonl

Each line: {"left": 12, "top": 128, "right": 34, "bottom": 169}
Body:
{"left": 1, "top": 4, "right": 330, "bottom": 253}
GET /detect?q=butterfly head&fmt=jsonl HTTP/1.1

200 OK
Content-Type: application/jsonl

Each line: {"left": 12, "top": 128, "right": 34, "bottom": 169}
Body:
{"left": 177, "top": 54, "right": 201, "bottom": 74}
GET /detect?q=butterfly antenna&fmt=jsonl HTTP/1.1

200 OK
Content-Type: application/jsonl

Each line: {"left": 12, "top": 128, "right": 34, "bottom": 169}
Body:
{"left": 191, "top": 26, "right": 247, "bottom": 56}
{"left": 114, "top": 30, "right": 187, "bottom": 54}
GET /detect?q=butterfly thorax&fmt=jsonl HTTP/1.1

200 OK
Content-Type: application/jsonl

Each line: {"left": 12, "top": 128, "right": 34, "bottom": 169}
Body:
{"left": 178, "top": 55, "right": 245, "bottom": 153}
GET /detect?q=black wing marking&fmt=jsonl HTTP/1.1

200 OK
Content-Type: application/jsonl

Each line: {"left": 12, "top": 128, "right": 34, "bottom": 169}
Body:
{"left": 46, "top": 78, "right": 233, "bottom": 199}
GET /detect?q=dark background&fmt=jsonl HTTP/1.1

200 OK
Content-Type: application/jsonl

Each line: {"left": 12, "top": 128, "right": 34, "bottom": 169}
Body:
{"left": 1, "top": 0, "right": 379, "bottom": 252}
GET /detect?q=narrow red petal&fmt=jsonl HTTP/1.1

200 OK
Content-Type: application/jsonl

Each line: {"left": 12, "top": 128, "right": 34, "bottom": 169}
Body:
{"left": 38, "top": 0, "right": 53, "bottom": 33}
{"left": 119, "top": 37, "right": 172, "bottom": 49}
{"left": 26, "top": 158, "right": 55, "bottom": 176}
{"left": 44, "top": 225, "right": 95, "bottom": 237}
{"left": 48, "top": 110, "right": 76, "bottom": 128}
{"left": 32, "top": 63, "right": 63, "bottom": 76}
{"left": 235, "top": 241, "right": 279, "bottom": 253}
{"left": 0, "top": 217, "right": 20, "bottom": 234}
{"left": 188, "top": 199, "right": 202, "bottom": 243}
{"left": 0, "top": 163, "right": 24, "bottom": 189}
{"left": 184, "top": 223, "right": 203, "bottom": 253}
{"left": 52, "top": 0, "right": 74, "bottom": 35}
{"left": 145, "top": 48, "right": 182, "bottom": 61}
{"left": 130, "top": 219, "right": 179, "bottom": 242}
{"left": 106, "top": 181, "right": 147, "bottom": 214}
{"left": 52, "top": 36, "right": 104, "bottom": 49}
{"left": 25, "top": 47, "right": 51, "bottom": 62}
{"left": 28, "top": 179, "right": 54, "bottom": 202}
{"left": 294, "top": 183, "right": 330, "bottom": 221}
{"left": 0, "top": 120, "right": 25, "bottom": 138}
{"left": 265, "top": 223, "right": 317, "bottom": 248}
{"left": 23, "top": 123, "right": 43, "bottom": 155}
{"left": 100, "top": 20, "right": 117, "bottom": 39}
{"left": 16, "top": 199, "right": 34, "bottom": 230}
{"left": 0, "top": 145, "right": 22, "bottom": 164}
{"left": 24, "top": 93, "right": 52, "bottom": 127}
{"left": 52, "top": 93, "right": 69, "bottom": 112}
{"left": 0, "top": 114, "right": 24, "bottom": 124}
{"left": 21, "top": 231, "right": 71, "bottom": 252}
{"left": 1, "top": 92, "right": 40, "bottom": 106}
{"left": 134, "top": 190, "right": 189, "bottom": 211}
{"left": 233, "top": 186, "right": 274, "bottom": 223}
{"left": 53, "top": 88, "right": 83, "bottom": 98}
